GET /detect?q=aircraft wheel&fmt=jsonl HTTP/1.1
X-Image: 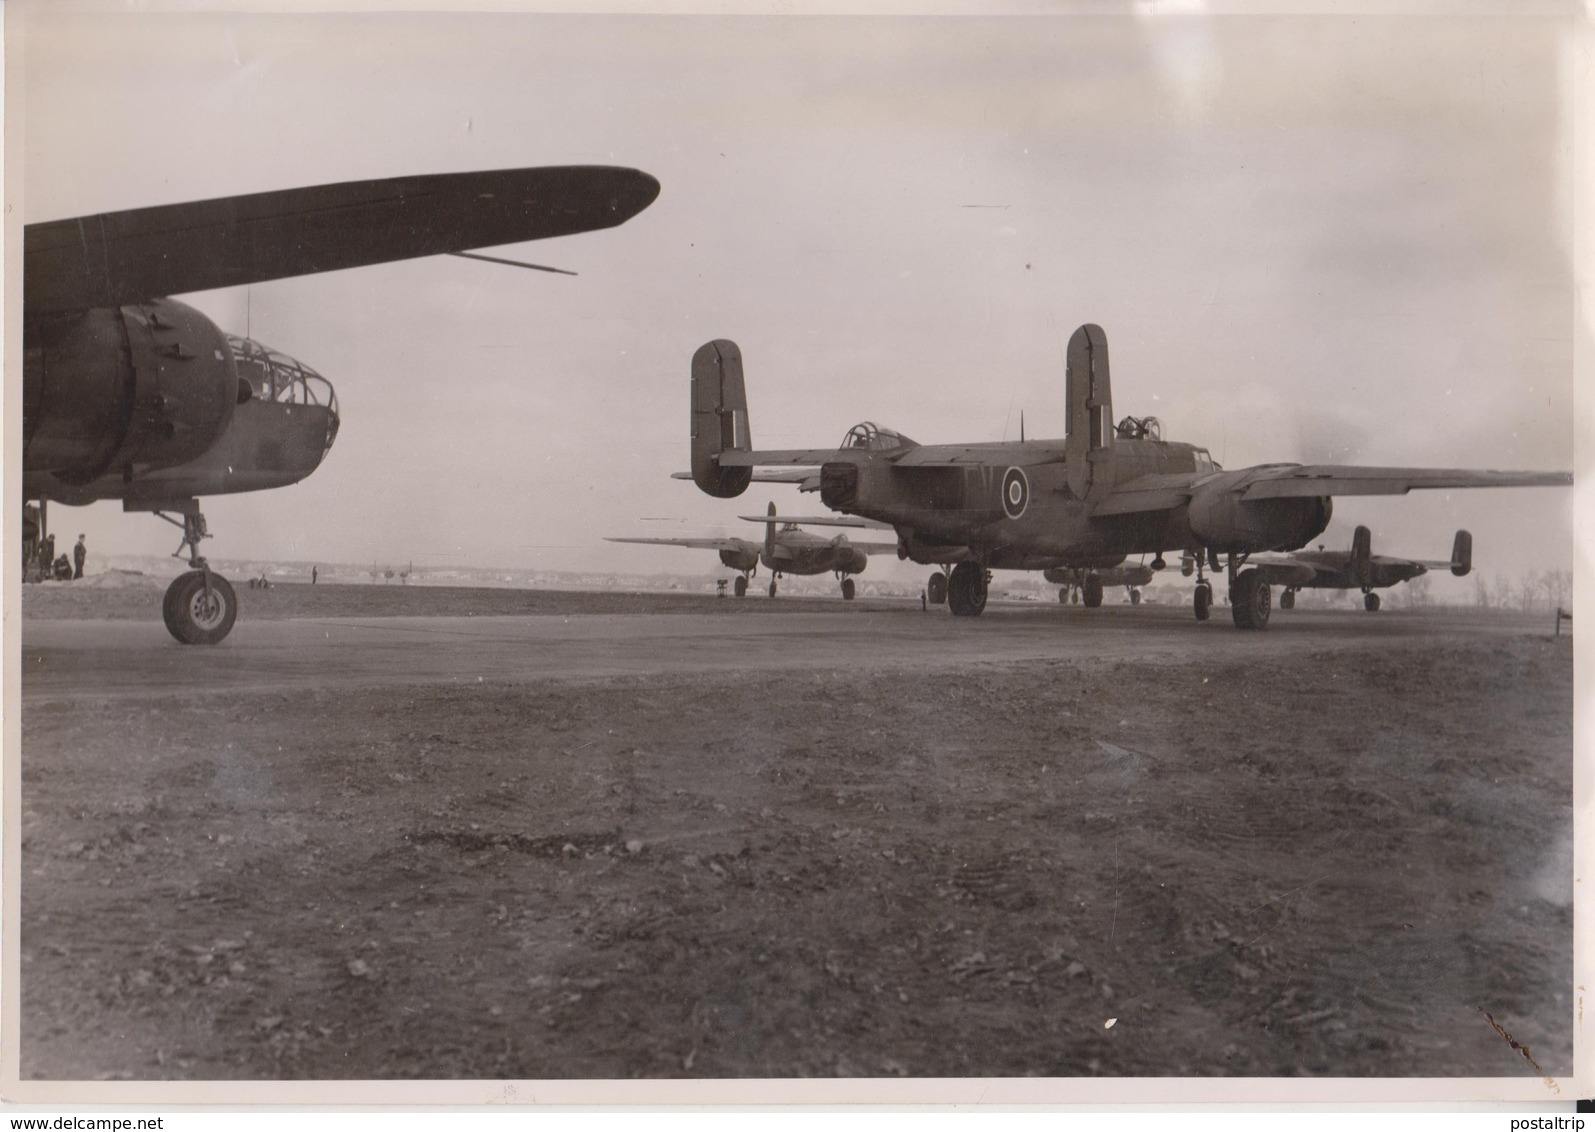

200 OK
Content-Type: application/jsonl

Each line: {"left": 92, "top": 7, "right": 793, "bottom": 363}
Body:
{"left": 769, "top": 579, "right": 778, "bottom": 598}
{"left": 1071, "top": 588, "right": 1080, "bottom": 605}
{"left": 927, "top": 572, "right": 948, "bottom": 605}
{"left": 1129, "top": 588, "right": 1141, "bottom": 606}
{"left": 1231, "top": 568, "right": 1271, "bottom": 630}
{"left": 1058, "top": 588, "right": 1069, "bottom": 605}
{"left": 841, "top": 578, "right": 856, "bottom": 601}
{"left": 734, "top": 576, "right": 748, "bottom": 598}
{"left": 1364, "top": 592, "right": 1381, "bottom": 613}
{"left": 163, "top": 570, "right": 238, "bottom": 645}
{"left": 1194, "top": 582, "right": 1212, "bottom": 622}
{"left": 1280, "top": 589, "right": 1295, "bottom": 611}
{"left": 946, "top": 562, "right": 988, "bottom": 617}
{"left": 1082, "top": 575, "right": 1104, "bottom": 608}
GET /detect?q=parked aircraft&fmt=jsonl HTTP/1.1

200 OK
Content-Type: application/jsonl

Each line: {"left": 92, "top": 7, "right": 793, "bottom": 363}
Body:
{"left": 24, "top": 166, "right": 659, "bottom": 643}
{"left": 686, "top": 324, "right": 1569, "bottom": 629}
{"left": 1042, "top": 563, "right": 1155, "bottom": 607}
{"left": 607, "top": 503, "right": 896, "bottom": 599}
{"left": 1248, "top": 526, "right": 1470, "bottom": 612}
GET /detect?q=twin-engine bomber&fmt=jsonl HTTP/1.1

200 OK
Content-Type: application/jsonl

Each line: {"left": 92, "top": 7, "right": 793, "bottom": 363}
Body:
{"left": 608, "top": 502, "right": 897, "bottom": 599}
{"left": 24, "top": 165, "right": 660, "bottom": 644}
{"left": 687, "top": 323, "right": 1571, "bottom": 629}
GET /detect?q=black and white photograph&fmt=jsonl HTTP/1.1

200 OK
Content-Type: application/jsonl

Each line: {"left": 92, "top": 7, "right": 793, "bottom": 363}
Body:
{"left": 6, "top": 0, "right": 1584, "bottom": 1104}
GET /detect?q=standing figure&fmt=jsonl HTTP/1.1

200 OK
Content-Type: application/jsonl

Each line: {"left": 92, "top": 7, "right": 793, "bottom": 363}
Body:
{"left": 73, "top": 534, "right": 87, "bottom": 580}
{"left": 312, "top": 566, "right": 319, "bottom": 585}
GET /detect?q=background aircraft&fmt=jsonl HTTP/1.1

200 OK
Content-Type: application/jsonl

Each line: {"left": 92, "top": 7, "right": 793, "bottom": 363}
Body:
{"left": 687, "top": 324, "right": 1570, "bottom": 629}
{"left": 23, "top": 166, "right": 660, "bottom": 644}
{"left": 1249, "top": 526, "right": 1471, "bottom": 612}
{"left": 607, "top": 502, "right": 896, "bottom": 598}
{"left": 1041, "top": 563, "right": 1155, "bottom": 608}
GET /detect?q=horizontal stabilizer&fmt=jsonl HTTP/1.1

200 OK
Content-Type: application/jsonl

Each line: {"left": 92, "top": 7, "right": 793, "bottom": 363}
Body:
{"left": 27, "top": 166, "right": 660, "bottom": 315}
{"left": 1087, "top": 473, "right": 1201, "bottom": 516}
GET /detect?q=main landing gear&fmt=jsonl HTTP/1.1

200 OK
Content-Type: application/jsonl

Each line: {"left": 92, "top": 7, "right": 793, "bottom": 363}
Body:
{"left": 153, "top": 502, "right": 237, "bottom": 645}
{"left": 839, "top": 576, "right": 856, "bottom": 601}
{"left": 1189, "top": 548, "right": 1271, "bottom": 630}
{"left": 926, "top": 570, "right": 949, "bottom": 606}
{"left": 1280, "top": 588, "right": 1296, "bottom": 610}
{"left": 1363, "top": 590, "right": 1381, "bottom": 612}
{"left": 947, "top": 562, "right": 989, "bottom": 617}
{"left": 733, "top": 574, "right": 749, "bottom": 598}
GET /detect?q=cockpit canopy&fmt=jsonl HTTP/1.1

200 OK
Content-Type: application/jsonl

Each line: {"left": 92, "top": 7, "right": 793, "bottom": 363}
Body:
{"left": 227, "top": 335, "right": 339, "bottom": 417}
{"left": 841, "top": 421, "right": 916, "bottom": 451}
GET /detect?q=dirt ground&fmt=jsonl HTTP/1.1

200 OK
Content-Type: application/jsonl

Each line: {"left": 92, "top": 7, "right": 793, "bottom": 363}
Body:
{"left": 17, "top": 584, "right": 1573, "bottom": 1083}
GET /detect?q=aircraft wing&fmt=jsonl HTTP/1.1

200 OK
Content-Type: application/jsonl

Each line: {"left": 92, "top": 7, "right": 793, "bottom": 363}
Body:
{"left": 738, "top": 513, "right": 893, "bottom": 529}
{"left": 853, "top": 541, "right": 903, "bottom": 554}
{"left": 1091, "top": 464, "right": 1570, "bottom": 517}
{"left": 605, "top": 536, "right": 750, "bottom": 551}
{"left": 1238, "top": 465, "right": 1572, "bottom": 499}
{"left": 672, "top": 469, "right": 820, "bottom": 485}
{"left": 25, "top": 166, "right": 661, "bottom": 315}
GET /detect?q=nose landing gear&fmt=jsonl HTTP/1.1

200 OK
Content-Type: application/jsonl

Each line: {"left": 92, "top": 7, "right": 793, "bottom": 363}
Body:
{"left": 153, "top": 502, "right": 238, "bottom": 645}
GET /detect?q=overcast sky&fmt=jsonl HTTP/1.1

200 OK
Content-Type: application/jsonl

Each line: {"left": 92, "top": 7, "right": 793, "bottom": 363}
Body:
{"left": 15, "top": 3, "right": 1578, "bottom": 590}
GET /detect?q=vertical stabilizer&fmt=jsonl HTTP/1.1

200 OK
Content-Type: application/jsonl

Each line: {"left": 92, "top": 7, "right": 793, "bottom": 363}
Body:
{"left": 691, "top": 339, "right": 753, "bottom": 498}
{"left": 1451, "top": 530, "right": 1472, "bottom": 577}
{"left": 765, "top": 501, "right": 777, "bottom": 562}
{"left": 1350, "top": 525, "right": 1373, "bottom": 585}
{"left": 1064, "top": 324, "right": 1113, "bottom": 497}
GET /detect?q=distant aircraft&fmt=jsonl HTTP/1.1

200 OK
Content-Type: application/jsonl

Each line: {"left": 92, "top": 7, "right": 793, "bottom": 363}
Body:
{"left": 24, "top": 165, "right": 660, "bottom": 644}
{"left": 1041, "top": 563, "right": 1155, "bottom": 607}
{"left": 1246, "top": 526, "right": 1471, "bottom": 612}
{"left": 607, "top": 502, "right": 896, "bottom": 599}
{"left": 685, "top": 324, "right": 1570, "bottom": 629}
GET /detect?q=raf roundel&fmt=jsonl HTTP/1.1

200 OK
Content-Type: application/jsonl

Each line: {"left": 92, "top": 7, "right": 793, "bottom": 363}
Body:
{"left": 1001, "top": 466, "right": 1030, "bottom": 520}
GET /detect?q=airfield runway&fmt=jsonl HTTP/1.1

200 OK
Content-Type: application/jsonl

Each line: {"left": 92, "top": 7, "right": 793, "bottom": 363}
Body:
{"left": 18, "top": 583, "right": 1573, "bottom": 1082}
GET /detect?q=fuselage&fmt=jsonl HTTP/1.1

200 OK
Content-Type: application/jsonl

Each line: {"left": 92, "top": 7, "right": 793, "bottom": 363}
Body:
{"left": 23, "top": 298, "right": 339, "bottom": 506}
{"left": 818, "top": 434, "right": 1332, "bottom": 569}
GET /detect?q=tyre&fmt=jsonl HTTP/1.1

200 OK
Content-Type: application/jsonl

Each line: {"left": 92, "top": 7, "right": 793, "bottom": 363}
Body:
{"left": 1364, "top": 592, "right": 1381, "bottom": 612}
{"left": 947, "top": 562, "right": 988, "bottom": 617}
{"left": 1279, "top": 589, "right": 1295, "bottom": 610}
{"left": 1082, "top": 574, "right": 1104, "bottom": 608}
{"left": 734, "top": 575, "right": 748, "bottom": 598}
{"left": 927, "top": 572, "right": 948, "bottom": 605}
{"left": 1194, "top": 582, "right": 1211, "bottom": 622}
{"left": 162, "top": 570, "right": 238, "bottom": 645}
{"left": 769, "top": 579, "right": 778, "bottom": 598}
{"left": 1129, "top": 588, "right": 1141, "bottom": 606}
{"left": 1231, "top": 568, "right": 1271, "bottom": 630}
{"left": 840, "top": 578, "right": 856, "bottom": 601}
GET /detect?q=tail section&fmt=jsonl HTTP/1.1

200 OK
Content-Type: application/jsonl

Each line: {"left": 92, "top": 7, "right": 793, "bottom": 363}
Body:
{"left": 1064, "top": 324, "right": 1113, "bottom": 497}
{"left": 691, "top": 339, "right": 752, "bottom": 498}
{"left": 1450, "top": 530, "right": 1472, "bottom": 577}
{"left": 1350, "top": 525, "right": 1372, "bottom": 585}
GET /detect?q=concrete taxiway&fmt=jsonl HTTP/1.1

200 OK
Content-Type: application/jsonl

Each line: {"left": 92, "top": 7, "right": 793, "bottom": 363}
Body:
{"left": 20, "top": 604, "right": 1548, "bottom": 701}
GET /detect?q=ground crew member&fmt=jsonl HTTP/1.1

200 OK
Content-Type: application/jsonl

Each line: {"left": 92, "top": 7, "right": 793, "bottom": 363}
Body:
{"left": 73, "top": 534, "right": 87, "bottom": 580}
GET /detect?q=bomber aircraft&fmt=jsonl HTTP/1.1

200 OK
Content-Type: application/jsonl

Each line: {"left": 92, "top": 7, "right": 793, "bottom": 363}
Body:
{"left": 24, "top": 166, "right": 659, "bottom": 644}
{"left": 1042, "top": 563, "right": 1154, "bottom": 607}
{"left": 686, "top": 323, "right": 1570, "bottom": 629}
{"left": 1246, "top": 526, "right": 1471, "bottom": 612}
{"left": 607, "top": 503, "right": 896, "bottom": 599}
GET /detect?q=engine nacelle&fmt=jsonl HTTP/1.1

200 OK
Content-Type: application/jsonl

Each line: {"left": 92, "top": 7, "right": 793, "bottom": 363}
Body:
{"left": 24, "top": 298, "right": 238, "bottom": 483}
{"left": 842, "top": 546, "right": 869, "bottom": 574}
{"left": 1188, "top": 485, "right": 1332, "bottom": 553}
{"left": 717, "top": 545, "right": 760, "bottom": 573}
